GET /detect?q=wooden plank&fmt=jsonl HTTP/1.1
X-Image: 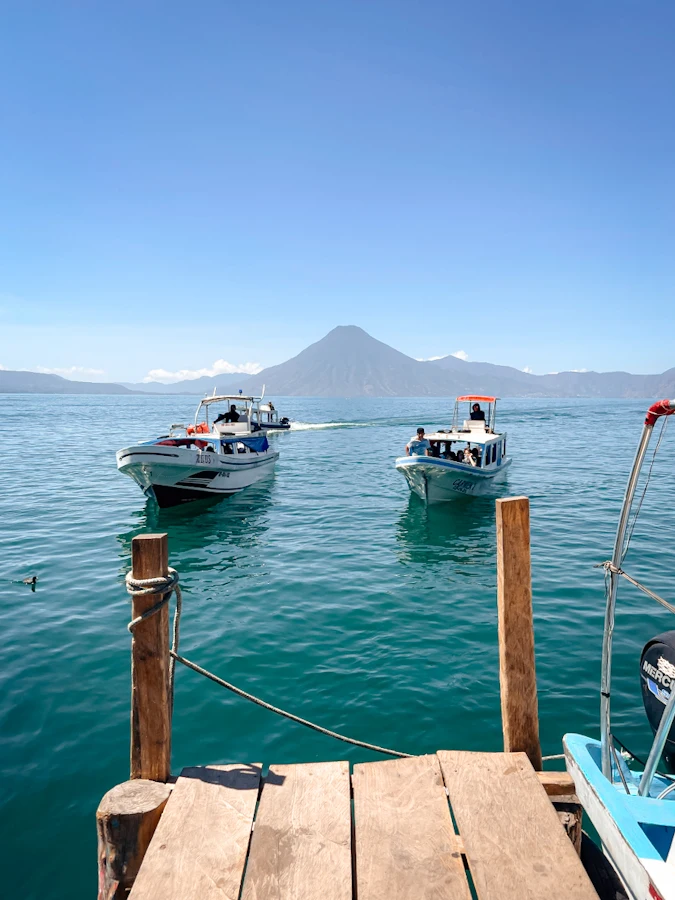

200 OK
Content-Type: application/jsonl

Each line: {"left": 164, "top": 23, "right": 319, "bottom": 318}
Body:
{"left": 536, "top": 770, "right": 577, "bottom": 798}
{"left": 352, "top": 754, "right": 471, "bottom": 900}
{"left": 438, "top": 751, "right": 598, "bottom": 900}
{"left": 130, "top": 533, "right": 171, "bottom": 781}
{"left": 241, "top": 761, "right": 351, "bottom": 900}
{"left": 496, "top": 497, "right": 542, "bottom": 769}
{"left": 129, "top": 763, "right": 261, "bottom": 900}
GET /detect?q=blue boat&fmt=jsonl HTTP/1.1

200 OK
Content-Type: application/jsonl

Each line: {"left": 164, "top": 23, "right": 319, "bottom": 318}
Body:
{"left": 565, "top": 399, "right": 675, "bottom": 900}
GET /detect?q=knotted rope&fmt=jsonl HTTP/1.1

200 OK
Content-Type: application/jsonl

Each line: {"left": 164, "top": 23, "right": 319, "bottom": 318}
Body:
{"left": 126, "top": 567, "right": 182, "bottom": 704}
{"left": 595, "top": 561, "right": 675, "bottom": 616}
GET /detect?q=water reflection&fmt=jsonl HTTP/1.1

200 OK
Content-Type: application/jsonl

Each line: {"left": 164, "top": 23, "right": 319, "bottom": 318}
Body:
{"left": 395, "top": 495, "right": 495, "bottom": 568}
{"left": 115, "top": 480, "right": 273, "bottom": 575}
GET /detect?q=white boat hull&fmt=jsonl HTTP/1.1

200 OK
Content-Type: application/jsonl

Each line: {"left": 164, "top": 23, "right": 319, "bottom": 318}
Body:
{"left": 116, "top": 444, "right": 278, "bottom": 507}
{"left": 395, "top": 456, "right": 511, "bottom": 502}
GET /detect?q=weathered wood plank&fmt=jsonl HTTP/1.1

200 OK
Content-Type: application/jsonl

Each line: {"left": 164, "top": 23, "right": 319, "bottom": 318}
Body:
{"left": 438, "top": 751, "right": 598, "bottom": 900}
{"left": 241, "top": 761, "right": 351, "bottom": 900}
{"left": 536, "top": 770, "right": 578, "bottom": 799}
{"left": 496, "top": 497, "right": 542, "bottom": 770}
{"left": 129, "top": 764, "right": 261, "bottom": 900}
{"left": 352, "top": 754, "right": 471, "bottom": 900}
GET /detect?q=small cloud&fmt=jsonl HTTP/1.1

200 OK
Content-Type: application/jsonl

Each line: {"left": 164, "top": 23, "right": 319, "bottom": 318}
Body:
{"left": 570, "top": 368, "right": 589, "bottom": 373}
{"left": 451, "top": 350, "right": 469, "bottom": 361}
{"left": 522, "top": 366, "right": 533, "bottom": 374}
{"left": 144, "top": 359, "right": 263, "bottom": 383}
{"left": 547, "top": 372, "right": 559, "bottom": 375}
{"left": 415, "top": 355, "right": 445, "bottom": 361}
{"left": 36, "top": 365, "right": 105, "bottom": 378}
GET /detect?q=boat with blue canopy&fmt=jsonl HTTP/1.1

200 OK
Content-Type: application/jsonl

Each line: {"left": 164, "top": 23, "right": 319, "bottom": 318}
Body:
{"left": 116, "top": 393, "right": 279, "bottom": 506}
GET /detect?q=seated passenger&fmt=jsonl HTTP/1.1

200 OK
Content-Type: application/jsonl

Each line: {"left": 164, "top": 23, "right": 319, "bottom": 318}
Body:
{"left": 463, "top": 447, "right": 477, "bottom": 466}
{"left": 470, "top": 403, "right": 486, "bottom": 421}
{"left": 215, "top": 404, "right": 240, "bottom": 424}
{"left": 430, "top": 441, "right": 441, "bottom": 458}
{"left": 405, "top": 427, "right": 431, "bottom": 457}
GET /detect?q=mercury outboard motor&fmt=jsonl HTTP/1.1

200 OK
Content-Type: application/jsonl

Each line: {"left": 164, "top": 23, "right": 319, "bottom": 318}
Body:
{"left": 640, "top": 630, "right": 675, "bottom": 772}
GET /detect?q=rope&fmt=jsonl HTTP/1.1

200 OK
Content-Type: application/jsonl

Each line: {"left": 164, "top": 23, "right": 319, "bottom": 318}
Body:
{"left": 622, "top": 415, "right": 669, "bottom": 562}
{"left": 126, "top": 567, "right": 182, "bottom": 703}
{"left": 170, "top": 651, "right": 413, "bottom": 758}
{"left": 595, "top": 561, "right": 675, "bottom": 615}
{"left": 541, "top": 753, "right": 565, "bottom": 761}
{"left": 126, "top": 569, "right": 563, "bottom": 763}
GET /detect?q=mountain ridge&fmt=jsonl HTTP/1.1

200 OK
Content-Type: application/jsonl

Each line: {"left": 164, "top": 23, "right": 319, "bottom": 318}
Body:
{"left": 2, "top": 326, "right": 673, "bottom": 397}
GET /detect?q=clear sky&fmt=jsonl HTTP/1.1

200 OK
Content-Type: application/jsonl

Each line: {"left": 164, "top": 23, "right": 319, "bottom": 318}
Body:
{"left": 1, "top": 1, "right": 674, "bottom": 382}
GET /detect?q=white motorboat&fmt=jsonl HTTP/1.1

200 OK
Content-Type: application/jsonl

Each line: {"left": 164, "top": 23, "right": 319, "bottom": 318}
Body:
{"left": 116, "top": 394, "right": 279, "bottom": 507}
{"left": 395, "top": 395, "right": 511, "bottom": 502}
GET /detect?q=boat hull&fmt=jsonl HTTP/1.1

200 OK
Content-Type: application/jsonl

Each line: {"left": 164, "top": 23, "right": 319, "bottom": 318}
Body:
{"left": 116, "top": 444, "right": 278, "bottom": 508}
{"left": 395, "top": 456, "right": 511, "bottom": 502}
{"left": 564, "top": 733, "right": 675, "bottom": 900}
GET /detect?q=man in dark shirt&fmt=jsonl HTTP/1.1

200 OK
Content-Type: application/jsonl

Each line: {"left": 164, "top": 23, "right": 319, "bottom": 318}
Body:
{"left": 470, "top": 403, "right": 485, "bottom": 421}
{"left": 215, "top": 404, "right": 240, "bottom": 424}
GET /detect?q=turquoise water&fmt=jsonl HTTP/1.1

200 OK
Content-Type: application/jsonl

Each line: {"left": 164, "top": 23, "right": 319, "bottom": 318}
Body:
{"left": 1, "top": 395, "right": 674, "bottom": 898}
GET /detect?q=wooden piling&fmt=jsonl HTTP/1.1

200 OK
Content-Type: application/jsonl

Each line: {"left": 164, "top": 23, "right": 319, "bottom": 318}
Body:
{"left": 130, "top": 533, "right": 171, "bottom": 782}
{"left": 496, "top": 497, "right": 542, "bottom": 770}
{"left": 97, "top": 779, "right": 172, "bottom": 900}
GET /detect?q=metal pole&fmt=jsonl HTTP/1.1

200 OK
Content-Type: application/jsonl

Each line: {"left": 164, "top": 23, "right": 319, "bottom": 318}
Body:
{"left": 600, "top": 423, "right": 653, "bottom": 779}
{"left": 639, "top": 686, "right": 675, "bottom": 796}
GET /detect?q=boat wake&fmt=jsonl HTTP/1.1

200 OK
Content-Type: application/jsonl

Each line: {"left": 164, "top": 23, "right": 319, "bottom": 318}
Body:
{"left": 289, "top": 421, "right": 368, "bottom": 431}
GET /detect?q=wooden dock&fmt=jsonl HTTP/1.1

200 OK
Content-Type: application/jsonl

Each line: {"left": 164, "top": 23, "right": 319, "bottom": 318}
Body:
{"left": 97, "top": 498, "right": 600, "bottom": 899}
{"left": 125, "top": 751, "right": 596, "bottom": 899}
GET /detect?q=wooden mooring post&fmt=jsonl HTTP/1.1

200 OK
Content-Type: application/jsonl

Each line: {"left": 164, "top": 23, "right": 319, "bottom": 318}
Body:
{"left": 96, "top": 534, "right": 173, "bottom": 899}
{"left": 496, "top": 497, "right": 582, "bottom": 851}
{"left": 496, "top": 496, "right": 542, "bottom": 771}
{"left": 129, "top": 533, "right": 172, "bottom": 781}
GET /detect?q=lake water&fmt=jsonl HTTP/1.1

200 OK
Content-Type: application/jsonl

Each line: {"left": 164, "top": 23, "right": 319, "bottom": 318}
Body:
{"left": 1, "top": 395, "right": 674, "bottom": 898}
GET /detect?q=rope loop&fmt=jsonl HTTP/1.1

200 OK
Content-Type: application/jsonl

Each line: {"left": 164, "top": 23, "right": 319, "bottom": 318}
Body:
{"left": 126, "top": 567, "right": 182, "bottom": 704}
{"left": 126, "top": 568, "right": 180, "bottom": 634}
{"left": 595, "top": 560, "right": 675, "bottom": 616}
{"left": 125, "top": 567, "right": 179, "bottom": 597}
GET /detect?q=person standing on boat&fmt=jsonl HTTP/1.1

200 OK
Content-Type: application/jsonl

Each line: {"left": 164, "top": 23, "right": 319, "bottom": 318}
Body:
{"left": 470, "top": 403, "right": 485, "bottom": 421}
{"left": 406, "top": 427, "right": 431, "bottom": 456}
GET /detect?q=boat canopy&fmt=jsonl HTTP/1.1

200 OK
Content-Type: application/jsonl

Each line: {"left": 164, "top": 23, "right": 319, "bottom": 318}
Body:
{"left": 426, "top": 429, "right": 505, "bottom": 447}
{"left": 456, "top": 395, "right": 497, "bottom": 403}
{"left": 199, "top": 394, "right": 262, "bottom": 406}
{"left": 232, "top": 435, "right": 269, "bottom": 452}
{"left": 152, "top": 434, "right": 270, "bottom": 452}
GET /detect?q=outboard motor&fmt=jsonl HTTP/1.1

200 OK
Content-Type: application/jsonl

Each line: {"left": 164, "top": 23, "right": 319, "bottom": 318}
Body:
{"left": 640, "top": 630, "right": 675, "bottom": 771}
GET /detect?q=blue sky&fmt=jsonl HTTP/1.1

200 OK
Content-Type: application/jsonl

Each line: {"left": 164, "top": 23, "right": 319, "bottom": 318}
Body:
{"left": 1, "top": 1, "right": 674, "bottom": 382}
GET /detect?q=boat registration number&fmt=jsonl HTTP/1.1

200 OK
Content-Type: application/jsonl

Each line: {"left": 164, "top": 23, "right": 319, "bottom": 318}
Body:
{"left": 452, "top": 478, "right": 476, "bottom": 494}
{"left": 196, "top": 453, "right": 212, "bottom": 464}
